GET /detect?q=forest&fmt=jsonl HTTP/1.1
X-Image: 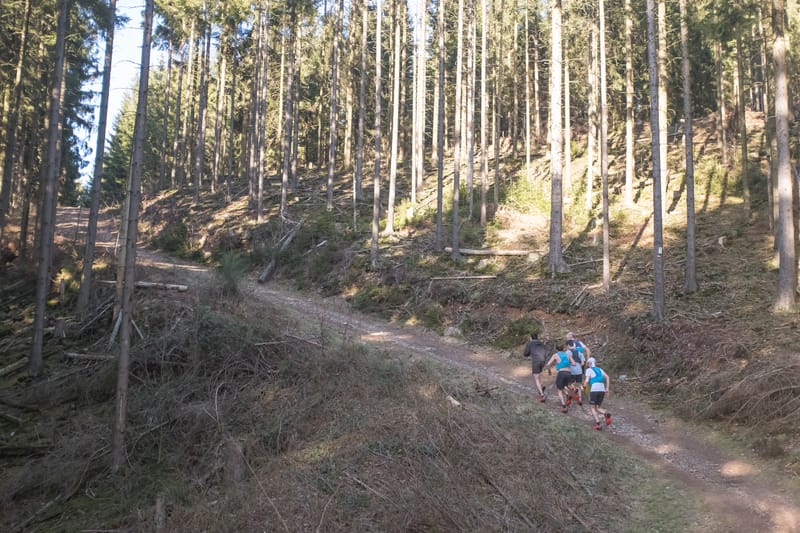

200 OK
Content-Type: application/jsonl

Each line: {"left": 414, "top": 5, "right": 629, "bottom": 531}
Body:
{"left": 1, "top": 0, "right": 800, "bottom": 530}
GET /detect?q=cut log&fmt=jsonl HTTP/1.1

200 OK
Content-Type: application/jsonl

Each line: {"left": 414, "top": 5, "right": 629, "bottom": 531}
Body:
{"left": 96, "top": 280, "right": 188, "bottom": 291}
{"left": 65, "top": 352, "right": 116, "bottom": 362}
{"left": 430, "top": 275, "right": 497, "bottom": 281}
{"left": 444, "top": 246, "right": 534, "bottom": 256}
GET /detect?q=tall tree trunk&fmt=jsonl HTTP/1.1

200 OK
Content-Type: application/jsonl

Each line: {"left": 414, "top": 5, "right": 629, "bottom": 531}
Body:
{"left": 212, "top": 30, "right": 227, "bottom": 194}
{"left": 524, "top": 7, "right": 531, "bottom": 182}
{"left": 599, "top": 0, "right": 609, "bottom": 291}
{"left": 452, "top": 0, "right": 465, "bottom": 261}
{"left": 354, "top": 0, "right": 368, "bottom": 228}
{"left": 343, "top": 18, "right": 354, "bottom": 172}
{"left": 435, "top": 0, "right": 445, "bottom": 251}
{"left": 586, "top": 24, "right": 597, "bottom": 212}
{"left": 194, "top": 11, "right": 211, "bottom": 206}
{"left": 76, "top": 0, "right": 117, "bottom": 319}
{"left": 511, "top": 0, "right": 518, "bottom": 161}
{"left": 680, "top": 0, "right": 697, "bottom": 294}
{"left": 385, "top": 0, "right": 401, "bottom": 234}
{"left": 281, "top": 9, "right": 296, "bottom": 217}
{"left": 112, "top": 0, "right": 153, "bottom": 472}
{"left": 736, "top": 33, "right": 750, "bottom": 216}
{"left": 493, "top": 0, "right": 501, "bottom": 212}
{"left": 181, "top": 22, "right": 197, "bottom": 188}
{"left": 466, "top": 3, "right": 476, "bottom": 217}
{"left": 624, "top": 0, "right": 634, "bottom": 207}
{"left": 759, "top": 7, "right": 775, "bottom": 233}
{"left": 564, "top": 22, "right": 571, "bottom": 194}
{"left": 371, "top": 0, "right": 383, "bottom": 267}
{"left": 158, "top": 43, "right": 173, "bottom": 192}
{"left": 31, "top": 0, "right": 69, "bottom": 377}
{"left": 170, "top": 36, "right": 186, "bottom": 189}
{"left": 480, "top": 0, "right": 488, "bottom": 226}
{"left": 0, "top": 0, "right": 32, "bottom": 238}
{"left": 715, "top": 39, "right": 729, "bottom": 167}
{"left": 772, "top": 0, "right": 796, "bottom": 311}
{"left": 548, "top": 0, "right": 567, "bottom": 275}
{"left": 533, "top": 13, "right": 541, "bottom": 148}
{"left": 326, "top": 0, "right": 342, "bottom": 210}
{"left": 647, "top": 0, "right": 666, "bottom": 321}
{"left": 657, "top": 0, "right": 668, "bottom": 221}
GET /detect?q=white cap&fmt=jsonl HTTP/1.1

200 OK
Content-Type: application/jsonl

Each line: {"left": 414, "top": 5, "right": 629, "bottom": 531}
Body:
{"left": 586, "top": 357, "right": 596, "bottom": 367}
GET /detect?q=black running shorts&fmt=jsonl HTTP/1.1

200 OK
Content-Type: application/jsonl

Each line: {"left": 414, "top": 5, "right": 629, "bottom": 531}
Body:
{"left": 589, "top": 391, "right": 605, "bottom": 406}
{"left": 556, "top": 371, "right": 572, "bottom": 390}
{"left": 532, "top": 360, "right": 545, "bottom": 374}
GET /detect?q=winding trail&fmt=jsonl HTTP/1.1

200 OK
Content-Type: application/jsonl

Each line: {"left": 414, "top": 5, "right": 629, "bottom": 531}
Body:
{"left": 59, "top": 207, "right": 800, "bottom": 533}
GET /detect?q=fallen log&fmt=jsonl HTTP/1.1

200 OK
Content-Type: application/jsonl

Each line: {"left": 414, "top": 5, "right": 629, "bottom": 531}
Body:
{"left": 96, "top": 280, "right": 188, "bottom": 291}
{"left": 430, "top": 275, "right": 497, "bottom": 281}
{"left": 65, "top": 352, "right": 116, "bottom": 362}
{"left": 258, "top": 223, "right": 302, "bottom": 283}
{"left": 444, "top": 246, "right": 534, "bottom": 256}
{"left": 0, "top": 358, "right": 27, "bottom": 377}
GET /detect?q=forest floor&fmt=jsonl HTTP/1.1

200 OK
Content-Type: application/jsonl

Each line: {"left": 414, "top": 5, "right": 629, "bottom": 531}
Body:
{"left": 58, "top": 206, "right": 800, "bottom": 532}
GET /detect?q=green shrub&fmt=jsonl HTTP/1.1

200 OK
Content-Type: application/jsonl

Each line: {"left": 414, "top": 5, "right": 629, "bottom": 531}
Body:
{"left": 495, "top": 318, "right": 541, "bottom": 350}
{"left": 152, "top": 222, "right": 189, "bottom": 253}
{"left": 216, "top": 252, "right": 250, "bottom": 295}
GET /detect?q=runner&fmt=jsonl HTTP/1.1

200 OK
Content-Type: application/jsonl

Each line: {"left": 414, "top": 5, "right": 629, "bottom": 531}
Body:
{"left": 566, "top": 331, "right": 591, "bottom": 359}
{"left": 566, "top": 340, "right": 584, "bottom": 406}
{"left": 544, "top": 344, "right": 577, "bottom": 413}
{"left": 582, "top": 357, "right": 612, "bottom": 430}
{"left": 523, "top": 332, "right": 549, "bottom": 402}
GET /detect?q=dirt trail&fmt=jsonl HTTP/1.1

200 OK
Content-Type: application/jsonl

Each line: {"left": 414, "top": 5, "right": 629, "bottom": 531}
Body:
{"left": 59, "top": 208, "right": 800, "bottom": 533}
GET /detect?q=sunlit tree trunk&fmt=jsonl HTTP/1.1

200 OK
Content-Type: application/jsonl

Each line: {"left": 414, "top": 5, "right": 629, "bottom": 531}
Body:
{"left": 180, "top": 21, "right": 196, "bottom": 188}
{"left": 586, "top": 24, "right": 597, "bottom": 212}
{"left": 452, "top": 0, "right": 465, "bottom": 260}
{"left": 194, "top": 10, "right": 211, "bottom": 207}
{"left": 170, "top": 35, "right": 186, "bottom": 189}
{"left": 77, "top": 0, "right": 117, "bottom": 319}
{"left": 647, "top": 0, "right": 666, "bottom": 321}
{"left": 511, "top": 0, "right": 518, "bottom": 161}
{"left": 624, "top": 0, "right": 634, "bottom": 207}
{"left": 280, "top": 11, "right": 295, "bottom": 217}
{"left": 533, "top": 12, "right": 541, "bottom": 148}
{"left": 480, "top": 0, "right": 488, "bottom": 226}
{"left": 715, "top": 38, "right": 729, "bottom": 167}
{"left": 772, "top": 0, "right": 796, "bottom": 311}
{"left": 371, "top": 0, "right": 383, "bottom": 267}
{"left": 354, "top": 0, "right": 368, "bottom": 228}
{"left": 31, "top": 0, "right": 68, "bottom": 377}
{"left": 599, "top": 0, "right": 609, "bottom": 290}
{"left": 524, "top": 7, "right": 531, "bottom": 182}
{"left": 657, "top": 0, "right": 668, "bottom": 221}
{"left": 212, "top": 30, "right": 227, "bottom": 194}
{"left": 548, "top": 0, "right": 567, "bottom": 275}
{"left": 680, "top": 0, "right": 697, "bottom": 294}
{"left": 466, "top": 3, "right": 476, "bottom": 218}
{"left": 564, "top": 22, "right": 571, "bottom": 194}
{"left": 385, "top": 0, "right": 401, "bottom": 234}
{"left": 736, "top": 33, "right": 750, "bottom": 216}
{"left": 326, "top": 0, "right": 342, "bottom": 210}
{"left": 112, "top": 0, "right": 153, "bottom": 472}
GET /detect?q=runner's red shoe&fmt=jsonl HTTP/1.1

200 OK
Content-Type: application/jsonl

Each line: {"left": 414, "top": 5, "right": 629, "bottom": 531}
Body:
{"left": 593, "top": 423, "right": 602, "bottom": 431}
{"left": 538, "top": 395, "right": 546, "bottom": 403}
{"left": 604, "top": 413, "right": 612, "bottom": 426}
{"left": 560, "top": 406, "right": 568, "bottom": 413}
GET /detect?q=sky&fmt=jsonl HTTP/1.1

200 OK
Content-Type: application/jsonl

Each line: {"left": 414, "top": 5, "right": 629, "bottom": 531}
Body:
{"left": 80, "top": 0, "right": 151, "bottom": 186}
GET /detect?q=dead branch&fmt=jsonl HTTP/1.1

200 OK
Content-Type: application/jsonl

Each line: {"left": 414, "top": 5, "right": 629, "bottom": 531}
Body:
{"left": 430, "top": 275, "right": 498, "bottom": 281}
{"left": 284, "top": 333, "right": 324, "bottom": 348}
{"left": 481, "top": 472, "right": 537, "bottom": 530}
{"left": 0, "top": 357, "right": 27, "bottom": 377}
{"left": 343, "top": 471, "right": 389, "bottom": 501}
{"left": 258, "top": 223, "right": 302, "bottom": 283}
{"left": 0, "top": 411, "right": 24, "bottom": 424}
{"left": 65, "top": 352, "right": 116, "bottom": 362}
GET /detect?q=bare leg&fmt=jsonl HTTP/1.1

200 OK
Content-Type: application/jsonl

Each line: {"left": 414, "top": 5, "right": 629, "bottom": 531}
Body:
{"left": 533, "top": 373, "right": 545, "bottom": 396}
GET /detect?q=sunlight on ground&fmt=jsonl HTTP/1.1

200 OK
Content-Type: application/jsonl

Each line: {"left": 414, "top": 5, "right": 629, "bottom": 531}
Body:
{"left": 512, "top": 366, "right": 530, "bottom": 378}
{"left": 655, "top": 443, "right": 679, "bottom": 455}
{"left": 720, "top": 460, "right": 757, "bottom": 478}
{"left": 753, "top": 500, "right": 800, "bottom": 533}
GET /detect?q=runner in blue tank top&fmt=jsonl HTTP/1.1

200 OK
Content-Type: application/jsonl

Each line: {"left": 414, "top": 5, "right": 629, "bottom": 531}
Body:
{"left": 545, "top": 344, "right": 580, "bottom": 413}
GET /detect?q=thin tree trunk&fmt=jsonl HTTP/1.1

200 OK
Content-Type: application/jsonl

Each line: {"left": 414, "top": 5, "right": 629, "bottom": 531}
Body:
{"left": 657, "top": 0, "right": 668, "bottom": 220}
{"left": 354, "top": 0, "right": 367, "bottom": 228}
{"left": 0, "top": 0, "right": 32, "bottom": 238}
{"left": 194, "top": 11, "right": 211, "bottom": 206}
{"left": 158, "top": 43, "right": 172, "bottom": 192}
{"left": 326, "top": 0, "right": 342, "bottom": 210}
{"left": 480, "top": 0, "right": 488, "bottom": 226}
{"left": 281, "top": 9, "right": 296, "bottom": 217}
{"left": 647, "top": 0, "right": 666, "bottom": 321}
{"left": 772, "top": 0, "right": 796, "bottom": 311}
{"left": 736, "top": 33, "right": 750, "bottom": 216}
{"left": 624, "top": 0, "right": 634, "bottom": 207}
{"left": 524, "top": 7, "right": 531, "bottom": 182}
{"left": 599, "top": 0, "right": 609, "bottom": 291}
{"left": 31, "top": 0, "right": 69, "bottom": 377}
{"left": 548, "top": 0, "right": 567, "bottom": 275}
{"left": 680, "top": 0, "right": 697, "bottom": 294}
{"left": 533, "top": 14, "right": 541, "bottom": 148}
{"left": 715, "top": 39, "right": 729, "bottom": 167}
{"left": 112, "top": 0, "right": 153, "bottom": 472}
{"left": 77, "top": 0, "right": 117, "bottom": 319}
{"left": 466, "top": 3, "right": 476, "bottom": 217}
{"left": 181, "top": 22, "right": 196, "bottom": 188}
{"left": 452, "top": 0, "right": 465, "bottom": 261}
{"left": 564, "top": 23, "right": 571, "bottom": 194}
{"left": 586, "top": 24, "right": 597, "bottom": 212}
{"left": 371, "top": 0, "right": 383, "bottom": 267}
{"left": 170, "top": 36, "right": 186, "bottom": 189}
{"left": 435, "top": 0, "right": 445, "bottom": 251}
{"left": 385, "top": 0, "right": 401, "bottom": 234}
{"left": 212, "top": 30, "right": 227, "bottom": 194}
